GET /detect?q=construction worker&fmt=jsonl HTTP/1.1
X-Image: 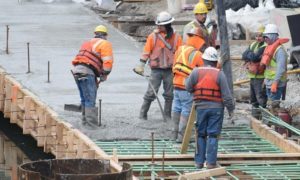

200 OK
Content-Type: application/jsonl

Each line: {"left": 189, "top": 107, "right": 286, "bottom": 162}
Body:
{"left": 182, "top": 1, "right": 218, "bottom": 52}
{"left": 185, "top": 47, "right": 235, "bottom": 169}
{"left": 72, "top": 25, "right": 113, "bottom": 126}
{"left": 262, "top": 24, "right": 288, "bottom": 107}
{"left": 242, "top": 25, "right": 267, "bottom": 118}
{"left": 133, "top": 11, "right": 182, "bottom": 120}
{"left": 172, "top": 27, "right": 204, "bottom": 143}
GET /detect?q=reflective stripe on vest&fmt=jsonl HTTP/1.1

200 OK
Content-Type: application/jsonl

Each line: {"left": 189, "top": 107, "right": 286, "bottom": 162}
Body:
{"left": 264, "top": 45, "right": 287, "bottom": 80}
{"left": 173, "top": 46, "right": 196, "bottom": 76}
{"left": 193, "top": 67, "right": 222, "bottom": 102}
{"left": 247, "top": 41, "right": 267, "bottom": 78}
{"left": 191, "top": 21, "right": 209, "bottom": 46}
{"left": 74, "top": 39, "right": 104, "bottom": 76}
{"left": 149, "top": 32, "right": 179, "bottom": 68}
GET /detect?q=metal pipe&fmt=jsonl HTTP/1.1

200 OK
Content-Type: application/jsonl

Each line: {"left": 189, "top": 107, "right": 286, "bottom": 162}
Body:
{"left": 47, "top": 61, "right": 50, "bottom": 83}
{"left": 6, "top": 25, "right": 9, "bottom": 54}
{"left": 151, "top": 132, "right": 154, "bottom": 164}
{"left": 27, "top": 42, "right": 30, "bottom": 73}
{"left": 98, "top": 99, "right": 102, "bottom": 126}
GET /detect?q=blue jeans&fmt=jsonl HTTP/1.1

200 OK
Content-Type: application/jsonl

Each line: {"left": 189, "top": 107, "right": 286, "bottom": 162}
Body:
{"left": 76, "top": 74, "right": 97, "bottom": 108}
{"left": 172, "top": 89, "right": 193, "bottom": 117}
{"left": 195, "top": 108, "right": 224, "bottom": 165}
{"left": 266, "top": 86, "right": 285, "bottom": 101}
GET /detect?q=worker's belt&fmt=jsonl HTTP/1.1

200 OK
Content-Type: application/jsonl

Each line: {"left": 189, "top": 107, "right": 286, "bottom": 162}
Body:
{"left": 76, "top": 63, "right": 101, "bottom": 77}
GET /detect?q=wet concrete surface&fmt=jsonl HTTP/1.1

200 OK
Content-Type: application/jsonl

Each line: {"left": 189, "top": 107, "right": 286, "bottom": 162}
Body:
{"left": 0, "top": 0, "right": 176, "bottom": 140}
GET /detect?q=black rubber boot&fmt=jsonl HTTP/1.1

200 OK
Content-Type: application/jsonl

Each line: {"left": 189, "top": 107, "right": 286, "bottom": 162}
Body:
{"left": 164, "top": 100, "right": 172, "bottom": 120}
{"left": 139, "top": 100, "right": 151, "bottom": 120}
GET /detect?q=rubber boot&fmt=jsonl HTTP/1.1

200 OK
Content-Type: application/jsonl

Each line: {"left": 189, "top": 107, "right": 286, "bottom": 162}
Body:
{"left": 164, "top": 100, "right": 172, "bottom": 120}
{"left": 139, "top": 100, "right": 151, "bottom": 120}
{"left": 206, "top": 137, "right": 218, "bottom": 166}
{"left": 176, "top": 115, "right": 189, "bottom": 143}
{"left": 172, "top": 112, "right": 180, "bottom": 141}
{"left": 85, "top": 107, "right": 98, "bottom": 126}
{"left": 81, "top": 106, "right": 87, "bottom": 125}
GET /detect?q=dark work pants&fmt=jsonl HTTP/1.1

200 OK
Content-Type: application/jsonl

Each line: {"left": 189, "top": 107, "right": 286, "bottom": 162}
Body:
{"left": 250, "top": 78, "right": 267, "bottom": 108}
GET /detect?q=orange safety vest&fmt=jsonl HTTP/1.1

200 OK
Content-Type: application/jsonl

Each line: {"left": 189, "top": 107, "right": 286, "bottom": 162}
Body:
{"left": 173, "top": 45, "right": 203, "bottom": 89}
{"left": 193, "top": 67, "right": 222, "bottom": 102}
{"left": 72, "top": 38, "right": 113, "bottom": 77}
{"left": 141, "top": 31, "right": 182, "bottom": 69}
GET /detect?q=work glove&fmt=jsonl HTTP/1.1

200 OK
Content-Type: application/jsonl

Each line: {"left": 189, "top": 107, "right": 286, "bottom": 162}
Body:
{"left": 271, "top": 81, "right": 278, "bottom": 93}
{"left": 99, "top": 75, "right": 107, "bottom": 82}
{"left": 133, "top": 60, "right": 146, "bottom": 76}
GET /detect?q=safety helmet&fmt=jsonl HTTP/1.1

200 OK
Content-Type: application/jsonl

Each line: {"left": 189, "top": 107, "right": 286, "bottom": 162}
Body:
{"left": 187, "top": 27, "right": 203, "bottom": 38}
{"left": 202, "top": 47, "right": 218, "bottom": 61}
{"left": 94, "top": 25, "right": 108, "bottom": 34}
{"left": 256, "top": 25, "right": 265, "bottom": 33}
{"left": 193, "top": 2, "right": 208, "bottom": 14}
{"left": 263, "top": 24, "right": 278, "bottom": 34}
{"left": 155, "top": 11, "right": 175, "bottom": 25}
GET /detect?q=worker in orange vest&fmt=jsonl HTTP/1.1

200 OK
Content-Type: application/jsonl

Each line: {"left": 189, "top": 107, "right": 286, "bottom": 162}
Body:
{"left": 172, "top": 27, "right": 204, "bottom": 143}
{"left": 72, "top": 25, "right": 113, "bottom": 126}
{"left": 133, "top": 11, "right": 182, "bottom": 120}
{"left": 185, "top": 47, "right": 234, "bottom": 169}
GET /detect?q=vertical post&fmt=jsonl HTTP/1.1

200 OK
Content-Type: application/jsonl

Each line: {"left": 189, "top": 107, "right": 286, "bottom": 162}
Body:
{"left": 98, "top": 99, "right": 102, "bottom": 126}
{"left": 214, "top": 0, "right": 233, "bottom": 94}
{"left": 27, "top": 42, "right": 30, "bottom": 73}
{"left": 161, "top": 149, "right": 165, "bottom": 178}
{"left": 151, "top": 132, "right": 154, "bottom": 164}
{"left": 6, "top": 25, "right": 9, "bottom": 54}
{"left": 47, "top": 61, "right": 50, "bottom": 83}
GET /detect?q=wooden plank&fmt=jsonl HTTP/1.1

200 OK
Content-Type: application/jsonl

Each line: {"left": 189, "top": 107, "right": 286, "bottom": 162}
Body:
{"left": 181, "top": 103, "right": 196, "bottom": 154}
{"left": 251, "top": 118, "right": 300, "bottom": 153}
{"left": 178, "top": 167, "right": 226, "bottom": 180}
{"left": 4, "top": 80, "right": 12, "bottom": 118}
{"left": 23, "top": 96, "right": 32, "bottom": 134}
{"left": 37, "top": 106, "right": 46, "bottom": 147}
{"left": 0, "top": 73, "right": 6, "bottom": 111}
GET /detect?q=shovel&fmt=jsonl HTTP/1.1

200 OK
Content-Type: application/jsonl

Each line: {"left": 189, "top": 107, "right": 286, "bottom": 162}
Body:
{"left": 133, "top": 68, "right": 167, "bottom": 122}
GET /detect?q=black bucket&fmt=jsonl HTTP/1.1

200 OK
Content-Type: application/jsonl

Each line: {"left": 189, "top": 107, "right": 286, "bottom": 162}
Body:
{"left": 18, "top": 159, "right": 132, "bottom": 180}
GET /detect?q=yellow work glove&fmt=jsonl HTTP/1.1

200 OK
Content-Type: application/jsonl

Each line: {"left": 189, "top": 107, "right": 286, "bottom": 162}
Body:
{"left": 133, "top": 60, "right": 146, "bottom": 76}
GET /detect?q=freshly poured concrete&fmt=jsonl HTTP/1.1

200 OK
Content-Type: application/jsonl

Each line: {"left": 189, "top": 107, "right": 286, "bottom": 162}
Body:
{"left": 0, "top": 0, "right": 175, "bottom": 140}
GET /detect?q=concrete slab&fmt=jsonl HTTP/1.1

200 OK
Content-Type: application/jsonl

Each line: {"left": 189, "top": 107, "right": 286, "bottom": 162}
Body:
{"left": 0, "top": 0, "right": 174, "bottom": 140}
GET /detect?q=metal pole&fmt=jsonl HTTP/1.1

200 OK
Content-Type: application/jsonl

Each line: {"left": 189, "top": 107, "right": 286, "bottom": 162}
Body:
{"left": 161, "top": 149, "right": 165, "bottom": 179}
{"left": 6, "top": 25, "right": 9, "bottom": 54}
{"left": 151, "top": 132, "right": 154, "bottom": 164}
{"left": 27, "top": 42, "right": 30, "bottom": 73}
{"left": 214, "top": 0, "right": 233, "bottom": 94}
{"left": 98, "top": 99, "right": 102, "bottom": 126}
{"left": 47, "top": 61, "right": 50, "bottom": 83}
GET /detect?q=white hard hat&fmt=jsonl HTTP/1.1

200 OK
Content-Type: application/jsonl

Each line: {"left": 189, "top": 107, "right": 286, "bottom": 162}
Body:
{"left": 202, "top": 47, "right": 218, "bottom": 61}
{"left": 155, "top": 11, "right": 175, "bottom": 25}
{"left": 263, "top": 24, "right": 278, "bottom": 34}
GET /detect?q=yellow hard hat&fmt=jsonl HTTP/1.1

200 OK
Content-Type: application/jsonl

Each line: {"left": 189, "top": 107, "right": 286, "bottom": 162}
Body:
{"left": 193, "top": 2, "right": 208, "bottom": 14}
{"left": 257, "top": 25, "right": 265, "bottom": 33}
{"left": 94, "top": 25, "right": 108, "bottom": 34}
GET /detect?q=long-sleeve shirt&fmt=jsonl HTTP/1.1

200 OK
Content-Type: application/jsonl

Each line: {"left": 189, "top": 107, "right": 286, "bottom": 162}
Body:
{"left": 265, "top": 47, "right": 287, "bottom": 88}
{"left": 185, "top": 66, "right": 235, "bottom": 113}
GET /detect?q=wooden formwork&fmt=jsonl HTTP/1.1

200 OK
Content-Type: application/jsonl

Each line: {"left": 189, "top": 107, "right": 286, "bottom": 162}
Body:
{"left": 0, "top": 70, "right": 125, "bottom": 175}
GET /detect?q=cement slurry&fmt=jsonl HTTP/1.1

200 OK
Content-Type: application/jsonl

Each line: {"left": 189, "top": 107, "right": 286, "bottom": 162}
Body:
{"left": 0, "top": 0, "right": 176, "bottom": 140}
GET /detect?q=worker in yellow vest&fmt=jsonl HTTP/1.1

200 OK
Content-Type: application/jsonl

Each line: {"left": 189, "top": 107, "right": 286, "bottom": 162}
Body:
{"left": 262, "top": 24, "right": 288, "bottom": 107}
{"left": 242, "top": 25, "right": 267, "bottom": 118}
